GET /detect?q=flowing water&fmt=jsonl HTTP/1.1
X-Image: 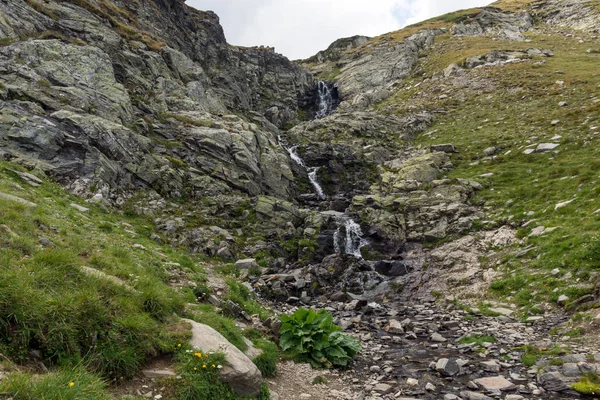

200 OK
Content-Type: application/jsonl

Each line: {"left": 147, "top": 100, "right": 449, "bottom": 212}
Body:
{"left": 333, "top": 215, "right": 368, "bottom": 258}
{"left": 315, "top": 80, "right": 334, "bottom": 119}
{"left": 278, "top": 137, "right": 327, "bottom": 200}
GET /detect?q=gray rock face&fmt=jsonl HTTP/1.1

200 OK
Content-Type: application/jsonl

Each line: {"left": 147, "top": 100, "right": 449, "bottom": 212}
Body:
{"left": 451, "top": 8, "right": 533, "bottom": 40}
{"left": 184, "top": 318, "right": 262, "bottom": 396}
{"left": 332, "top": 29, "right": 441, "bottom": 107}
{"left": 0, "top": 0, "right": 313, "bottom": 202}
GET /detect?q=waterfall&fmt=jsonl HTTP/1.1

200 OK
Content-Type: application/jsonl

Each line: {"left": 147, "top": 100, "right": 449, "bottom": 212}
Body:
{"left": 315, "top": 80, "right": 334, "bottom": 119}
{"left": 307, "top": 168, "right": 326, "bottom": 200}
{"left": 333, "top": 216, "right": 368, "bottom": 258}
{"left": 278, "top": 137, "right": 326, "bottom": 200}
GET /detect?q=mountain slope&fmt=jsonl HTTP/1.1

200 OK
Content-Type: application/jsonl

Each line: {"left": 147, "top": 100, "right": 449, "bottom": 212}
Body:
{"left": 1, "top": 0, "right": 600, "bottom": 399}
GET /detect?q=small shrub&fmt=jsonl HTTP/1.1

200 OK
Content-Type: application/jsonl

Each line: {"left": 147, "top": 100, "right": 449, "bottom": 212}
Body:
{"left": 280, "top": 308, "right": 361, "bottom": 368}
{"left": 572, "top": 373, "right": 600, "bottom": 395}
{"left": 252, "top": 340, "right": 279, "bottom": 377}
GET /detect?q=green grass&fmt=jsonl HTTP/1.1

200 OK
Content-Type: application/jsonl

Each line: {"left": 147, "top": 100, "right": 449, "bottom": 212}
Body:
{"left": 0, "top": 162, "right": 266, "bottom": 396}
{"left": 161, "top": 346, "right": 271, "bottom": 400}
{"left": 224, "top": 278, "right": 272, "bottom": 321}
{"left": 252, "top": 339, "right": 280, "bottom": 377}
{"left": 0, "top": 367, "right": 109, "bottom": 400}
{"left": 517, "top": 344, "right": 569, "bottom": 367}
{"left": 374, "top": 28, "right": 600, "bottom": 310}
{"left": 459, "top": 335, "right": 496, "bottom": 347}
{"left": 159, "top": 113, "right": 213, "bottom": 128}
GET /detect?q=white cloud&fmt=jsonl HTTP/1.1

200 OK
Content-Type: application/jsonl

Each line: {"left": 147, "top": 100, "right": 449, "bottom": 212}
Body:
{"left": 186, "top": 0, "right": 492, "bottom": 60}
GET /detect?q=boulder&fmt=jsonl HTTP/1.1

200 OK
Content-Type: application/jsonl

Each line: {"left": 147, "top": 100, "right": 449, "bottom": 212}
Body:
{"left": 183, "top": 318, "right": 262, "bottom": 396}
{"left": 473, "top": 376, "right": 516, "bottom": 391}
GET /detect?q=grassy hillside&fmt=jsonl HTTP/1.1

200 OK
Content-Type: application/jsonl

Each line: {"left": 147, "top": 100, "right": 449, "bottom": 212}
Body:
{"left": 0, "top": 162, "right": 273, "bottom": 399}
{"left": 374, "top": 27, "right": 600, "bottom": 312}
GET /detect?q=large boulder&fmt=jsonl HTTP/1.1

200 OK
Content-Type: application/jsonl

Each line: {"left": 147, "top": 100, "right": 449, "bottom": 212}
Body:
{"left": 183, "top": 318, "right": 262, "bottom": 396}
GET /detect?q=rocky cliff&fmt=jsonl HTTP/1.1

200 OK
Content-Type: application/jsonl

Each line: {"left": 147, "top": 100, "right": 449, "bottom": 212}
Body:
{"left": 0, "top": 0, "right": 314, "bottom": 204}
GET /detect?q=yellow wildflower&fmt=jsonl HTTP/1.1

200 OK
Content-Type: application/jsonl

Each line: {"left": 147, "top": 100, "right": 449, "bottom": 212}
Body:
{"left": 177, "top": 343, "right": 182, "bottom": 348}
{"left": 194, "top": 367, "right": 197, "bottom": 371}
{"left": 194, "top": 352, "right": 202, "bottom": 358}
{"left": 68, "top": 381, "right": 75, "bottom": 387}
{"left": 202, "top": 364, "right": 206, "bottom": 368}
{"left": 211, "top": 364, "right": 216, "bottom": 368}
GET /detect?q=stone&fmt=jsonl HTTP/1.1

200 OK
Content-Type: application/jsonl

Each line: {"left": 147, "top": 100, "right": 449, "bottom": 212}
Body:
{"left": 406, "top": 378, "right": 419, "bottom": 387}
{"left": 425, "top": 382, "right": 436, "bottom": 391}
{"left": 535, "top": 143, "right": 560, "bottom": 152}
{"left": 235, "top": 259, "right": 257, "bottom": 270}
{"left": 141, "top": 369, "right": 177, "bottom": 378}
{"left": 558, "top": 101, "right": 568, "bottom": 107}
{"left": 0, "top": 192, "right": 37, "bottom": 208}
{"left": 555, "top": 199, "right": 574, "bottom": 210}
{"left": 460, "top": 391, "right": 493, "bottom": 400}
{"left": 562, "top": 363, "right": 582, "bottom": 377}
{"left": 551, "top": 119, "right": 560, "bottom": 126}
{"left": 538, "top": 372, "right": 568, "bottom": 392}
{"left": 373, "top": 383, "right": 394, "bottom": 394}
{"left": 483, "top": 147, "right": 498, "bottom": 156}
{"left": 473, "top": 376, "right": 516, "bottom": 391}
{"left": 70, "top": 203, "right": 90, "bottom": 213}
{"left": 488, "top": 307, "right": 513, "bottom": 316}
{"left": 385, "top": 319, "right": 404, "bottom": 335}
{"left": 436, "top": 358, "right": 460, "bottom": 377}
{"left": 183, "top": 318, "right": 262, "bottom": 396}
{"left": 529, "top": 226, "right": 545, "bottom": 237}
{"left": 480, "top": 360, "right": 501, "bottom": 372}
{"left": 557, "top": 295, "right": 570, "bottom": 305}
{"left": 431, "top": 332, "right": 447, "bottom": 342}
{"left": 430, "top": 144, "right": 458, "bottom": 153}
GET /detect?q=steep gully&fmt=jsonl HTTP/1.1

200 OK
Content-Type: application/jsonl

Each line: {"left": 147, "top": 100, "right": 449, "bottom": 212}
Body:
{"left": 267, "top": 82, "right": 584, "bottom": 400}
{"left": 280, "top": 81, "right": 368, "bottom": 260}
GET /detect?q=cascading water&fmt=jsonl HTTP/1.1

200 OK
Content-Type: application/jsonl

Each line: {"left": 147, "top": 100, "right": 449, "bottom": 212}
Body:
{"left": 278, "top": 137, "right": 326, "bottom": 200}
{"left": 333, "top": 215, "right": 368, "bottom": 258}
{"left": 315, "top": 80, "right": 335, "bottom": 119}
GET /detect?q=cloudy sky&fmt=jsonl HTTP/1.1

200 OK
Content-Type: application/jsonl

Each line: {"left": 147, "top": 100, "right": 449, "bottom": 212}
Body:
{"left": 186, "top": 0, "right": 493, "bottom": 60}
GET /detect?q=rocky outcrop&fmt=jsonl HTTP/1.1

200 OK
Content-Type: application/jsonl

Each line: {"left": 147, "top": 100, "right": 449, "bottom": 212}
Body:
{"left": 0, "top": 0, "right": 313, "bottom": 123}
{"left": 184, "top": 318, "right": 262, "bottom": 396}
{"left": 304, "top": 35, "right": 370, "bottom": 64}
{"left": 331, "top": 29, "right": 441, "bottom": 107}
{"left": 450, "top": 8, "right": 533, "bottom": 40}
{"left": 0, "top": 0, "right": 317, "bottom": 202}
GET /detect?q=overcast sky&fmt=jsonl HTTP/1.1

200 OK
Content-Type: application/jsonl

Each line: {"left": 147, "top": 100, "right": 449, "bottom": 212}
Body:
{"left": 186, "top": 0, "right": 493, "bottom": 60}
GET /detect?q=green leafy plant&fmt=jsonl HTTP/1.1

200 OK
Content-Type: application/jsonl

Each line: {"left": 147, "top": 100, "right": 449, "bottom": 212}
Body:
{"left": 279, "top": 308, "right": 361, "bottom": 368}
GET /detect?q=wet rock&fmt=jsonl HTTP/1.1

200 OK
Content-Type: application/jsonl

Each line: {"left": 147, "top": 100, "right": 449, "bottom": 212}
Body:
{"left": 374, "top": 260, "right": 410, "bottom": 277}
